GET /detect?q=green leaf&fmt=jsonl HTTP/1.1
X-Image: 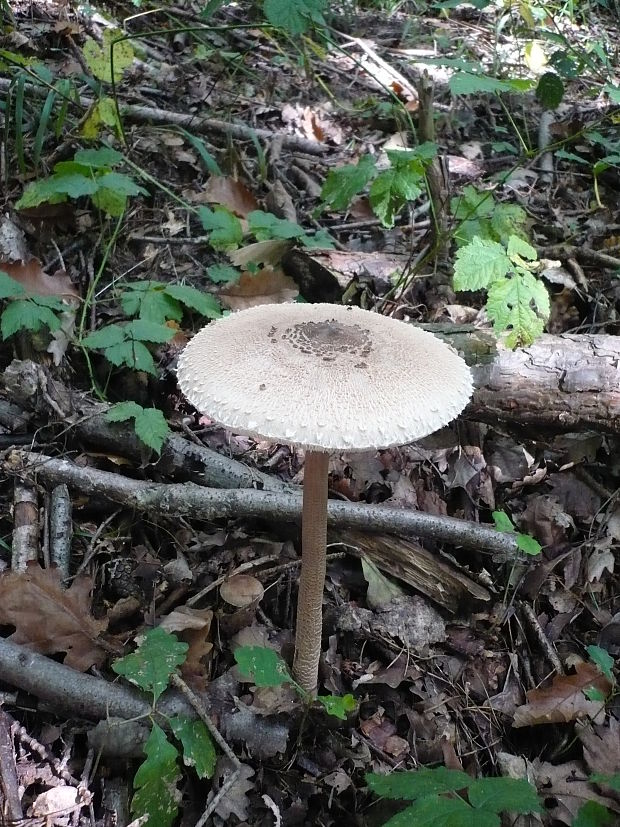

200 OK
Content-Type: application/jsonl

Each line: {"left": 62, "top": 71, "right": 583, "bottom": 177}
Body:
{"left": 132, "top": 723, "right": 181, "bottom": 827}
{"left": 490, "top": 203, "right": 529, "bottom": 246}
{"left": 122, "top": 341, "right": 157, "bottom": 373}
{"left": 247, "top": 210, "right": 305, "bottom": 241}
{"left": 206, "top": 264, "right": 241, "bottom": 284}
{"left": 468, "top": 777, "right": 542, "bottom": 814}
{"left": 590, "top": 773, "right": 620, "bottom": 792}
{"left": 453, "top": 237, "right": 512, "bottom": 291}
{"left": 125, "top": 319, "right": 175, "bottom": 343}
{"left": 384, "top": 796, "right": 495, "bottom": 827}
{"left": 52, "top": 172, "right": 99, "bottom": 199}
{"left": 83, "top": 29, "right": 134, "bottom": 84}
{"left": 366, "top": 768, "right": 472, "bottom": 800}
{"left": 573, "top": 801, "right": 615, "bottom": 827}
{"left": 82, "top": 324, "right": 126, "bottom": 349}
{"left": 584, "top": 686, "right": 607, "bottom": 702}
{"left": 165, "top": 284, "right": 222, "bottom": 318}
{"left": 105, "top": 401, "right": 144, "bottom": 423}
{"left": 262, "top": 0, "right": 327, "bottom": 34}
{"left": 176, "top": 129, "right": 222, "bottom": 175}
{"left": 320, "top": 155, "right": 376, "bottom": 212}
{"left": 486, "top": 270, "right": 550, "bottom": 347}
{"left": 370, "top": 168, "right": 419, "bottom": 228}
{"left": 91, "top": 187, "right": 127, "bottom": 217}
{"left": 96, "top": 171, "right": 148, "bottom": 197}
{"left": 507, "top": 235, "right": 537, "bottom": 262}
{"left": 492, "top": 511, "right": 514, "bottom": 533}
{"left": 134, "top": 408, "right": 170, "bottom": 453}
{"left": 15, "top": 178, "right": 69, "bottom": 209}
{"left": 121, "top": 284, "right": 181, "bottom": 324}
{"left": 169, "top": 715, "right": 217, "bottom": 779}
{"left": 536, "top": 72, "right": 564, "bottom": 110}
{"left": 316, "top": 693, "right": 356, "bottom": 719}
{"left": 74, "top": 146, "right": 124, "bottom": 168}
{"left": 234, "top": 645, "right": 291, "bottom": 687}
{"left": 604, "top": 84, "right": 620, "bottom": 104}
{"left": 449, "top": 73, "right": 515, "bottom": 96}
{"left": 0, "top": 271, "right": 26, "bottom": 299}
{"left": 113, "top": 627, "right": 188, "bottom": 703}
{"left": 516, "top": 533, "right": 542, "bottom": 556}
{"left": 1, "top": 300, "right": 61, "bottom": 338}
{"left": 197, "top": 206, "right": 243, "bottom": 250}
{"left": 301, "top": 228, "right": 335, "bottom": 249}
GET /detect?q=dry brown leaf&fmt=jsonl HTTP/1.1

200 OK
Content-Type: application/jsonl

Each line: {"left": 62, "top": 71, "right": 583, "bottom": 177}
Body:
{"left": 160, "top": 606, "right": 213, "bottom": 683}
{"left": 533, "top": 758, "right": 620, "bottom": 824}
{"left": 577, "top": 717, "right": 620, "bottom": 778}
{"left": 202, "top": 176, "right": 259, "bottom": 218}
{"left": 0, "top": 564, "right": 106, "bottom": 671}
{"left": 220, "top": 268, "right": 298, "bottom": 310}
{"left": 0, "top": 258, "right": 80, "bottom": 299}
{"left": 512, "top": 661, "right": 611, "bottom": 727}
{"left": 228, "top": 239, "right": 293, "bottom": 269}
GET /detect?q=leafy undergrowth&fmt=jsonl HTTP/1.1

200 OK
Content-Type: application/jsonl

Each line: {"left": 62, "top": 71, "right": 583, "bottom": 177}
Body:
{"left": 0, "top": 0, "right": 619, "bottom": 825}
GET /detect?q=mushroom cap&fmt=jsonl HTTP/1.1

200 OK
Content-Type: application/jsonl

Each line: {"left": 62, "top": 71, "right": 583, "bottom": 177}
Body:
{"left": 177, "top": 303, "right": 473, "bottom": 452}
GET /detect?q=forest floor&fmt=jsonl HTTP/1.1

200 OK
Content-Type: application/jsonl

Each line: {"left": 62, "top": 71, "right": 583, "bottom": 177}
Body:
{"left": 0, "top": 1, "right": 619, "bottom": 826}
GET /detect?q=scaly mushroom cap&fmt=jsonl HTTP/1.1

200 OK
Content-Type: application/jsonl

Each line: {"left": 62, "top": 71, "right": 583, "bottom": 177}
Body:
{"left": 177, "top": 303, "right": 473, "bottom": 451}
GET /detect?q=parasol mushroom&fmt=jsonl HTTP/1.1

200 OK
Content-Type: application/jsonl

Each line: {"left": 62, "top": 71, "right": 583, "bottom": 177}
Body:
{"left": 177, "top": 303, "right": 473, "bottom": 694}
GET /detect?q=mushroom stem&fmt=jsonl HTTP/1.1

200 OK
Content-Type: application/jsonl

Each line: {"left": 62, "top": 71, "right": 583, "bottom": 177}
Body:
{"left": 293, "top": 449, "right": 329, "bottom": 695}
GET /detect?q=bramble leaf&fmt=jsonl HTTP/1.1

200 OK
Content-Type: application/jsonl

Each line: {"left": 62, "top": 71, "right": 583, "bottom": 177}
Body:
{"left": 1, "top": 300, "right": 61, "bottom": 338}
{"left": 197, "top": 206, "right": 243, "bottom": 250}
{"left": 468, "top": 777, "right": 542, "bottom": 814}
{"left": 165, "top": 284, "right": 221, "bottom": 318}
{"left": 320, "top": 154, "right": 376, "bottom": 212}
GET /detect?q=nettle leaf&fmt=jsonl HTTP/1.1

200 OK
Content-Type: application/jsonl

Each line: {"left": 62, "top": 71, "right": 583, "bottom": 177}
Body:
{"left": 132, "top": 723, "right": 181, "bottom": 827}
{"left": 573, "top": 801, "right": 615, "bottom": 827}
{"left": 169, "top": 715, "right": 217, "bottom": 779}
{"left": 320, "top": 154, "right": 376, "bottom": 212}
{"left": 1, "top": 300, "right": 61, "bottom": 338}
{"left": 0, "top": 271, "right": 26, "bottom": 299}
{"left": 468, "top": 777, "right": 542, "bottom": 814}
{"left": 74, "top": 146, "right": 123, "bottom": 168}
{"left": 262, "top": 0, "right": 327, "bottom": 35}
{"left": 366, "top": 767, "right": 472, "bottom": 800}
{"left": 125, "top": 319, "right": 175, "bottom": 343}
{"left": 453, "top": 237, "right": 511, "bottom": 291}
{"left": 586, "top": 645, "right": 615, "bottom": 682}
{"left": 316, "top": 693, "right": 356, "bottom": 720}
{"left": 453, "top": 186, "right": 495, "bottom": 220}
{"left": 197, "top": 206, "right": 243, "bottom": 251}
{"left": 206, "top": 263, "right": 241, "bottom": 284}
{"left": 248, "top": 210, "right": 305, "bottom": 241}
{"left": 82, "top": 324, "right": 126, "bottom": 349}
{"left": 113, "top": 627, "right": 188, "bottom": 703}
{"left": 165, "top": 284, "right": 222, "bottom": 319}
{"left": 234, "top": 646, "right": 291, "bottom": 687}
{"left": 486, "top": 270, "right": 550, "bottom": 347}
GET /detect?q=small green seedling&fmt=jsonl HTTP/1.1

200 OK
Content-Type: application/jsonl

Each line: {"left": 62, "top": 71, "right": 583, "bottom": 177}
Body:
{"left": 492, "top": 510, "right": 542, "bottom": 555}
{"left": 112, "top": 628, "right": 216, "bottom": 827}
{"left": 366, "top": 766, "right": 542, "bottom": 827}
{"left": 234, "top": 645, "right": 356, "bottom": 719}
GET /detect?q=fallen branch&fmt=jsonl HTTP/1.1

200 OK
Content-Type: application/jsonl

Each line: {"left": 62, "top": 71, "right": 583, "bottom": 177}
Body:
{"left": 7, "top": 451, "right": 517, "bottom": 556}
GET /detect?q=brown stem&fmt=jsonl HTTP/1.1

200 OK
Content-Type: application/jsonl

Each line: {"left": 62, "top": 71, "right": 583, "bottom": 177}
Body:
{"left": 293, "top": 450, "right": 329, "bottom": 694}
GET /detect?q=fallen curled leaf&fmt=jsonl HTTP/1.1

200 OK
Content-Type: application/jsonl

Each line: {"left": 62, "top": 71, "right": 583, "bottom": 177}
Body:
{"left": 512, "top": 661, "right": 611, "bottom": 727}
{"left": 219, "top": 268, "right": 298, "bottom": 310}
{"left": 0, "top": 563, "right": 107, "bottom": 670}
{"left": 202, "top": 176, "right": 259, "bottom": 218}
{"left": 0, "top": 258, "right": 80, "bottom": 299}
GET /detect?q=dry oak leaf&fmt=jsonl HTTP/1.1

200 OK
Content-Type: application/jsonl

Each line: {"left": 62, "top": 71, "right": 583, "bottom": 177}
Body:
{"left": 0, "top": 259, "right": 80, "bottom": 299}
{"left": 202, "top": 176, "right": 259, "bottom": 218}
{"left": 0, "top": 564, "right": 107, "bottom": 671}
{"left": 219, "top": 268, "right": 298, "bottom": 310}
{"left": 512, "top": 661, "right": 611, "bottom": 727}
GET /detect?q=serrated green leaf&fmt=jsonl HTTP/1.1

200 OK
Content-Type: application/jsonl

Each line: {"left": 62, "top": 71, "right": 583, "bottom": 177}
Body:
{"left": 490, "top": 203, "right": 529, "bottom": 246}
{"left": 316, "top": 693, "right": 356, "bottom": 720}
{"left": 105, "top": 401, "right": 144, "bottom": 423}
{"left": 453, "top": 237, "right": 512, "bottom": 291}
{"left": 122, "top": 286, "right": 181, "bottom": 324}
{"left": 125, "top": 319, "right": 175, "bottom": 343}
{"left": 263, "top": 0, "right": 327, "bottom": 34}
{"left": 132, "top": 723, "right": 181, "bottom": 827}
{"left": 449, "top": 73, "right": 515, "bottom": 96}
{"left": 516, "top": 533, "right": 542, "bottom": 555}
{"left": 74, "top": 147, "right": 124, "bottom": 168}
{"left": 468, "top": 777, "right": 542, "bottom": 814}
{"left": 384, "top": 795, "right": 493, "bottom": 827}
{"left": 134, "top": 408, "right": 170, "bottom": 453}
{"left": 320, "top": 155, "right": 376, "bottom": 212}
{"left": 82, "top": 324, "right": 126, "bottom": 349}
{"left": 102, "top": 341, "right": 156, "bottom": 374}
{"left": 573, "top": 800, "right": 615, "bottom": 827}
{"left": 507, "top": 235, "right": 537, "bottom": 261}
{"left": 247, "top": 210, "right": 305, "bottom": 241}
{"left": 169, "top": 715, "right": 216, "bottom": 779}
{"left": 53, "top": 161, "right": 93, "bottom": 177}
{"left": 234, "top": 645, "right": 291, "bottom": 687}
{"left": 492, "top": 511, "right": 514, "bottom": 533}
{"left": 486, "top": 270, "right": 549, "bottom": 347}
{"left": 113, "top": 627, "right": 188, "bottom": 703}
{"left": 83, "top": 29, "right": 134, "bottom": 84}
{"left": 453, "top": 186, "right": 495, "bottom": 220}
{"left": 1, "top": 301, "right": 61, "bottom": 338}
{"left": 197, "top": 206, "right": 243, "bottom": 251}
{"left": 206, "top": 264, "right": 241, "bottom": 284}
{"left": 52, "top": 173, "right": 99, "bottom": 199}
{"left": 0, "top": 271, "right": 26, "bottom": 299}
{"left": 96, "top": 171, "right": 148, "bottom": 197}
{"left": 586, "top": 646, "right": 614, "bottom": 682}
{"left": 165, "top": 284, "right": 222, "bottom": 319}
{"left": 366, "top": 768, "right": 472, "bottom": 800}
{"left": 91, "top": 186, "right": 127, "bottom": 217}
{"left": 536, "top": 72, "right": 564, "bottom": 110}
{"left": 15, "top": 178, "right": 69, "bottom": 209}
